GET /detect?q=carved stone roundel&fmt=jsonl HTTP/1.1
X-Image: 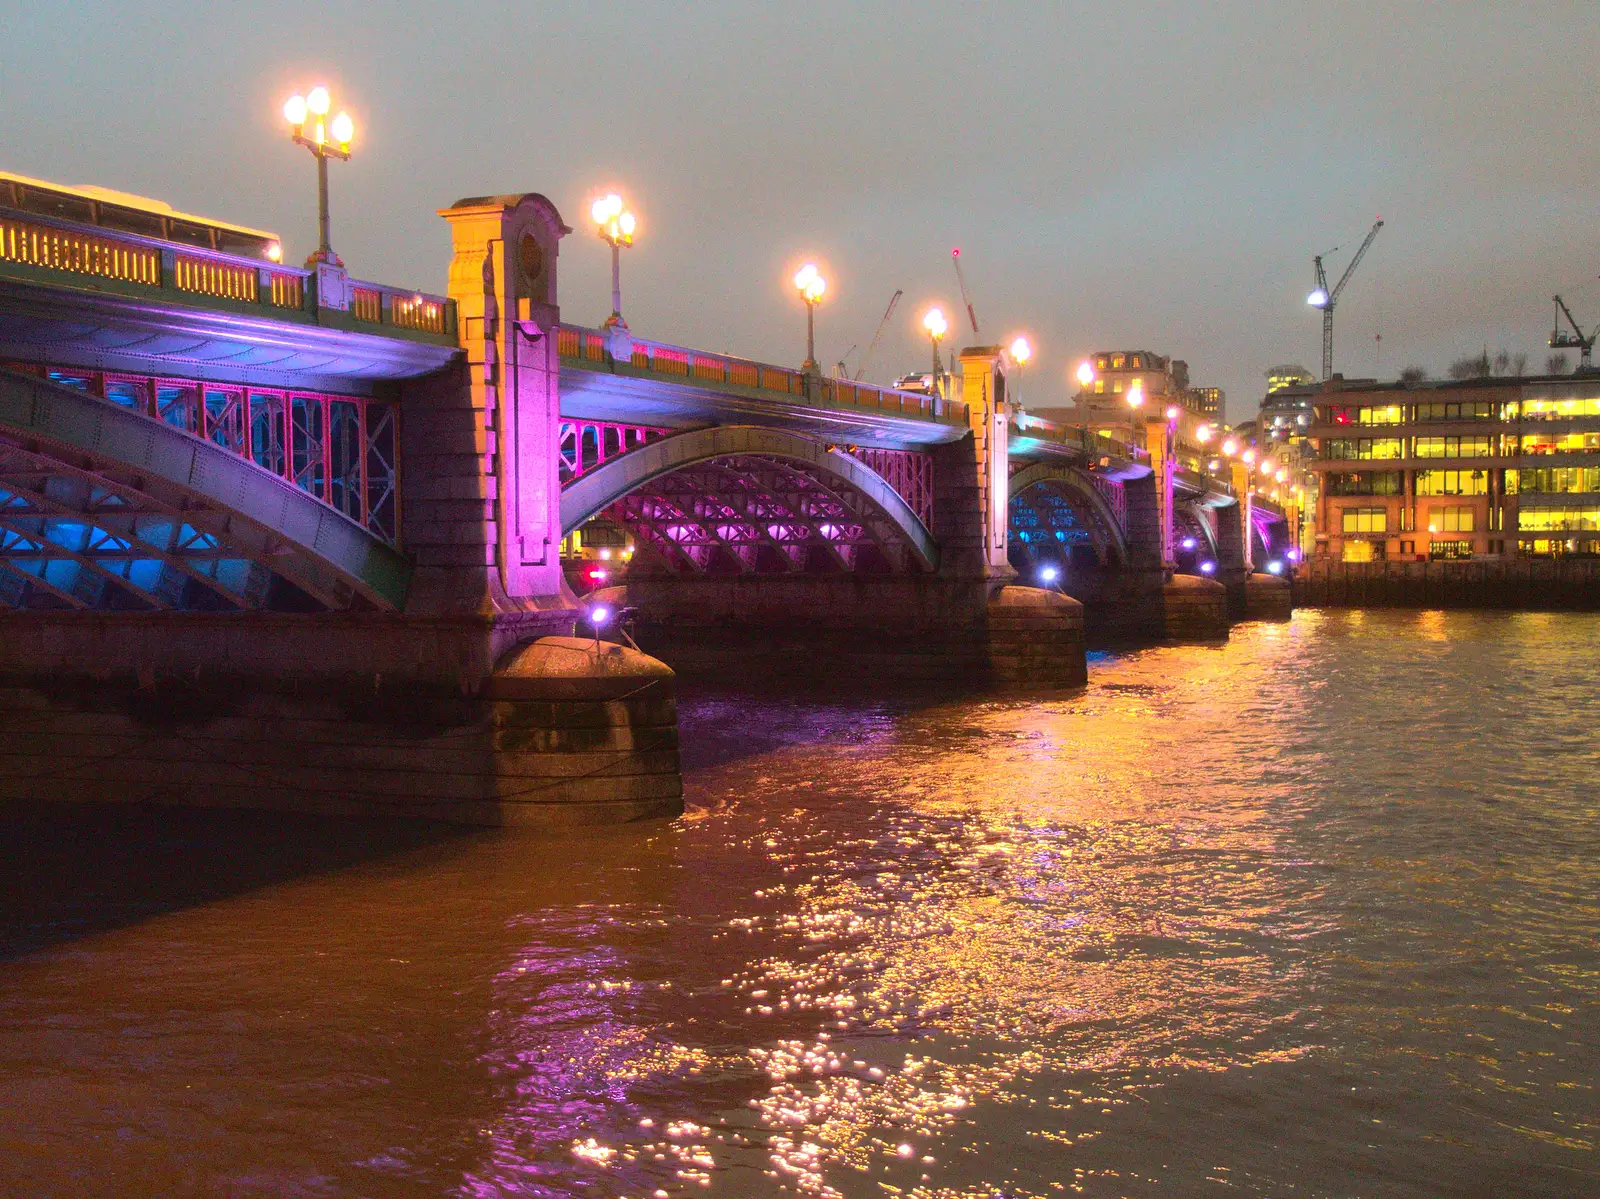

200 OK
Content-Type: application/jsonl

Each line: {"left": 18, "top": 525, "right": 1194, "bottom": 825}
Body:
{"left": 519, "top": 233, "right": 544, "bottom": 284}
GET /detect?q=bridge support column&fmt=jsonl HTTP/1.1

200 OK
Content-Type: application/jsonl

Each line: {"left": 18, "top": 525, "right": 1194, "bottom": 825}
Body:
{"left": 940, "top": 346, "right": 1082, "bottom": 685}
{"left": 1216, "top": 464, "right": 1291, "bottom": 621}
{"left": 1115, "top": 424, "right": 1226, "bottom": 641}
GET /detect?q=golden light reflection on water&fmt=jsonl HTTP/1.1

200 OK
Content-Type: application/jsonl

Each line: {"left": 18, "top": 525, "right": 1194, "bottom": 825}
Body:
{"left": 446, "top": 614, "right": 1600, "bottom": 1198}
{"left": 1, "top": 613, "right": 1595, "bottom": 1198}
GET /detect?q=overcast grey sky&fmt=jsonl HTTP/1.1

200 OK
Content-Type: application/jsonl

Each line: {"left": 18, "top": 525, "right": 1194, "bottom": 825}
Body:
{"left": 3, "top": 2, "right": 1596, "bottom": 420}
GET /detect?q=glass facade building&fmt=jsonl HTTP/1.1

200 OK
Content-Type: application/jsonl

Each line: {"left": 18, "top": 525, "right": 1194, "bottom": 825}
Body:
{"left": 1304, "top": 376, "right": 1600, "bottom": 560}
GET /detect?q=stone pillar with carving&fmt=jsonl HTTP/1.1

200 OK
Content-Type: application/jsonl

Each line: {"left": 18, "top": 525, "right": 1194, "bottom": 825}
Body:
{"left": 436, "top": 193, "right": 573, "bottom": 621}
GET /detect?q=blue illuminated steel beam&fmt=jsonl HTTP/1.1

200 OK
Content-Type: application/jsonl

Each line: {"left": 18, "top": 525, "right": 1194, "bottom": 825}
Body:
{"left": 0, "top": 369, "right": 409, "bottom": 610}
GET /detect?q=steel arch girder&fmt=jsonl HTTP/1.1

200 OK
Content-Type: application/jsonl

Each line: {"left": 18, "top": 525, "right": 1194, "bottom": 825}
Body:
{"left": 1007, "top": 462, "right": 1130, "bottom": 564}
{"left": 645, "top": 457, "right": 876, "bottom": 572}
{"left": 0, "top": 441, "right": 326, "bottom": 608}
{"left": 1181, "top": 501, "right": 1220, "bottom": 559}
{"left": 0, "top": 465, "right": 261, "bottom": 608}
{"left": 560, "top": 425, "right": 938, "bottom": 572}
{"left": 0, "top": 369, "right": 410, "bottom": 610}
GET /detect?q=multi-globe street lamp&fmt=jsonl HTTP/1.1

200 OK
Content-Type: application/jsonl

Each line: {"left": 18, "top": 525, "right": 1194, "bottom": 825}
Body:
{"left": 923, "top": 307, "right": 948, "bottom": 398}
{"left": 282, "top": 85, "right": 356, "bottom": 266}
{"left": 794, "top": 263, "right": 826, "bottom": 375}
{"left": 591, "top": 193, "right": 637, "bottom": 329}
{"left": 1125, "top": 378, "right": 1145, "bottom": 447}
{"left": 1008, "top": 335, "right": 1032, "bottom": 407}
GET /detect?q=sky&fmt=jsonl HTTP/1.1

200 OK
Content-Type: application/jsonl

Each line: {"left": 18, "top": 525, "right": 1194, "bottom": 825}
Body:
{"left": 3, "top": 1, "right": 1597, "bottom": 422}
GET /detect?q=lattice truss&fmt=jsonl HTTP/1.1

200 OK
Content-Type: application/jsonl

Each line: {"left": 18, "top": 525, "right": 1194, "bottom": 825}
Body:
{"left": 1009, "top": 478, "right": 1120, "bottom": 565}
{"left": 558, "top": 420, "right": 666, "bottom": 485}
{"left": 1088, "top": 473, "right": 1127, "bottom": 531}
{"left": 0, "top": 441, "right": 345, "bottom": 611}
{"left": 607, "top": 454, "right": 922, "bottom": 574}
{"left": 841, "top": 447, "right": 934, "bottom": 528}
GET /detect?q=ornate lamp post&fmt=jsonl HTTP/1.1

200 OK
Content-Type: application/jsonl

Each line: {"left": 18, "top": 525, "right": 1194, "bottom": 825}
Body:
{"left": 1125, "top": 377, "right": 1145, "bottom": 449}
{"left": 282, "top": 86, "right": 355, "bottom": 267}
{"left": 793, "top": 263, "right": 826, "bottom": 375}
{"left": 591, "top": 193, "right": 637, "bottom": 329}
{"left": 923, "top": 307, "right": 948, "bottom": 398}
{"left": 1008, "top": 335, "right": 1032, "bottom": 409}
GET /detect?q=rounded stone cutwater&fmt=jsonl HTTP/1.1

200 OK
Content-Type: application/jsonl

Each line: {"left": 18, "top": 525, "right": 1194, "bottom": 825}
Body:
{"left": 484, "top": 636, "right": 682, "bottom": 826}
{"left": 1161, "top": 573, "right": 1230, "bottom": 641}
{"left": 985, "top": 584, "right": 1088, "bottom": 689}
{"left": 1243, "top": 571, "right": 1294, "bottom": 621}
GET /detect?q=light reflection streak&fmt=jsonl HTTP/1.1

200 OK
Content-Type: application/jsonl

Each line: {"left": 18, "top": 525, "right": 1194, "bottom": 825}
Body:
{"left": 455, "top": 616, "right": 1599, "bottom": 1197}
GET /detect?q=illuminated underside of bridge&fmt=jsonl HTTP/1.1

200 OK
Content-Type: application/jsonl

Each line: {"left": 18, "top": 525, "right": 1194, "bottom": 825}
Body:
{"left": 0, "top": 370, "right": 410, "bottom": 611}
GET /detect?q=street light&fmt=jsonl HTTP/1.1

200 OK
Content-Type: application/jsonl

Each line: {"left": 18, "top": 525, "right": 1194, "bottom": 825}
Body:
{"left": 282, "top": 85, "right": 356, "bottom": 266}
{"left": 923, "top": 307, "right": 948, "bottom": 397}
{"left": 794, "top": 263, "right": 826, "bottom": 375}
{"left": 1075, "top": 359, "right": 1096, "bottom": 390}
{"left": 1126, "top": 378, "right": 1144, "bottom": 448}
{"left": 1009, "top": 335, "right": 1032, "bottom": 406}
{"left": 591, "top": 192, "right": 637, "bottom": 329}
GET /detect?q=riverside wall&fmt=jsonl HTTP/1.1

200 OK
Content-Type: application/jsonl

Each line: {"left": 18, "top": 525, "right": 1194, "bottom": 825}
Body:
{"left": 1295, "top": 559, "right": 1600, "bottom": 610}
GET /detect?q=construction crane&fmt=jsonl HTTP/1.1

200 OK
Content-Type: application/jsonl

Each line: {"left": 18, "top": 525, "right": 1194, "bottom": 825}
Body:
{"left": 951, "top": 248, "right": 980, "bottom": 335}
{"left": 852, "top": 289, "right": 902, "bottom": 382}
{"left": 1549, "top": 295, "right": 1596, "bottom": 371}
{"left": 1307, "top": 218, "right": 1384, "bottom": 379}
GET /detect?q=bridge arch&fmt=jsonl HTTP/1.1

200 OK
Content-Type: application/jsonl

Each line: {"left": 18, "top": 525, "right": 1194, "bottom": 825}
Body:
{"left": 1177, "top": 501, "right": 1220, "bottom": 559}
{"left": 1007, "top": 461, "right": 1130, "bottom": 567}
{"left": 0, "top": 369, "right": 410, "bottom": 611}
{"left": 559, "top": 424, "right": 938, "bottom": 573}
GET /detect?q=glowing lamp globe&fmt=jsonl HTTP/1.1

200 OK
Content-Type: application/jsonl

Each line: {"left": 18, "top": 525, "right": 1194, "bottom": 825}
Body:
{"left": 923, "top": 308, "right": 948, "bottom": 339}
{"left": 1076, "top": 360, "right": 1096, "bottom": 388}
{"left": 1009, "top": 336, "right": 1032, "bottom": 366}
{"left": 283, "top": 94, "right": 308, "bottom": 126}
{"left": 306, "top": 86, "right": 331, "bottom": 116}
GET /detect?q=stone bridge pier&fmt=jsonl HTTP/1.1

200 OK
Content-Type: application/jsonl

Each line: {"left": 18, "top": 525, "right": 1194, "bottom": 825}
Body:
{"left": 1213, "top": 462, "right": 1292, "bottom": 621}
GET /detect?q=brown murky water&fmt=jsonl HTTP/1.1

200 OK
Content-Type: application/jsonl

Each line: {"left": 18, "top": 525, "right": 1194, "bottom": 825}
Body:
{"left": 1, "top": 610, "right": 1596, "bottom": 1198}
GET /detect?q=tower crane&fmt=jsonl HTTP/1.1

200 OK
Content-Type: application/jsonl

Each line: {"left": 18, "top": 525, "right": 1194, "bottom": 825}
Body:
{"left": 1307, "top": 218, "right": 1384, "bottom": 379}
{"left": 852, "top": 290, "right": 902, "bottom": 382}
{"left": 951, "top": 248, "right": 980, "bottom": 335}
{"left": 1548, "top": 294, "right": 1596, "bottom": 371}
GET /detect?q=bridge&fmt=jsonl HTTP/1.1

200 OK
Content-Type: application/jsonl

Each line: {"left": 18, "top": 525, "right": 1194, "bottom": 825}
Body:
{"left": 0, "top": 182, "right": 1293, "bottom": 827}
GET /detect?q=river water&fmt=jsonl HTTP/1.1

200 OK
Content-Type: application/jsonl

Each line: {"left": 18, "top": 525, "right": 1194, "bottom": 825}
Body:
{"left": 1, "top": 610, "right": 1596, "bottom": 1198}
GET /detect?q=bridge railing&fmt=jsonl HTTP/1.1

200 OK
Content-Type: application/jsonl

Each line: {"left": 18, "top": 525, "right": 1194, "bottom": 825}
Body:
{"left": 557, "top": 325, "right": 970, "bottom": 428}
{"left": 1011, "top": 413, "right": 1151, "bottom": 465}
{"left": 0, "top": 206, "right": 455, "bottom": 343}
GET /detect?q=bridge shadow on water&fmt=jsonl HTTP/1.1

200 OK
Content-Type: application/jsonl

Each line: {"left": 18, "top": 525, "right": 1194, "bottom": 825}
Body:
{"left": 0, "top": 801, "right": 478, "bottom": 961}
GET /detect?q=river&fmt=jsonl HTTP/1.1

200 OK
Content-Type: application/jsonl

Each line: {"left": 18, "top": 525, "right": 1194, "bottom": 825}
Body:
{"left": 0, "top": 609, "right": 1595, "bottom": 1198}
